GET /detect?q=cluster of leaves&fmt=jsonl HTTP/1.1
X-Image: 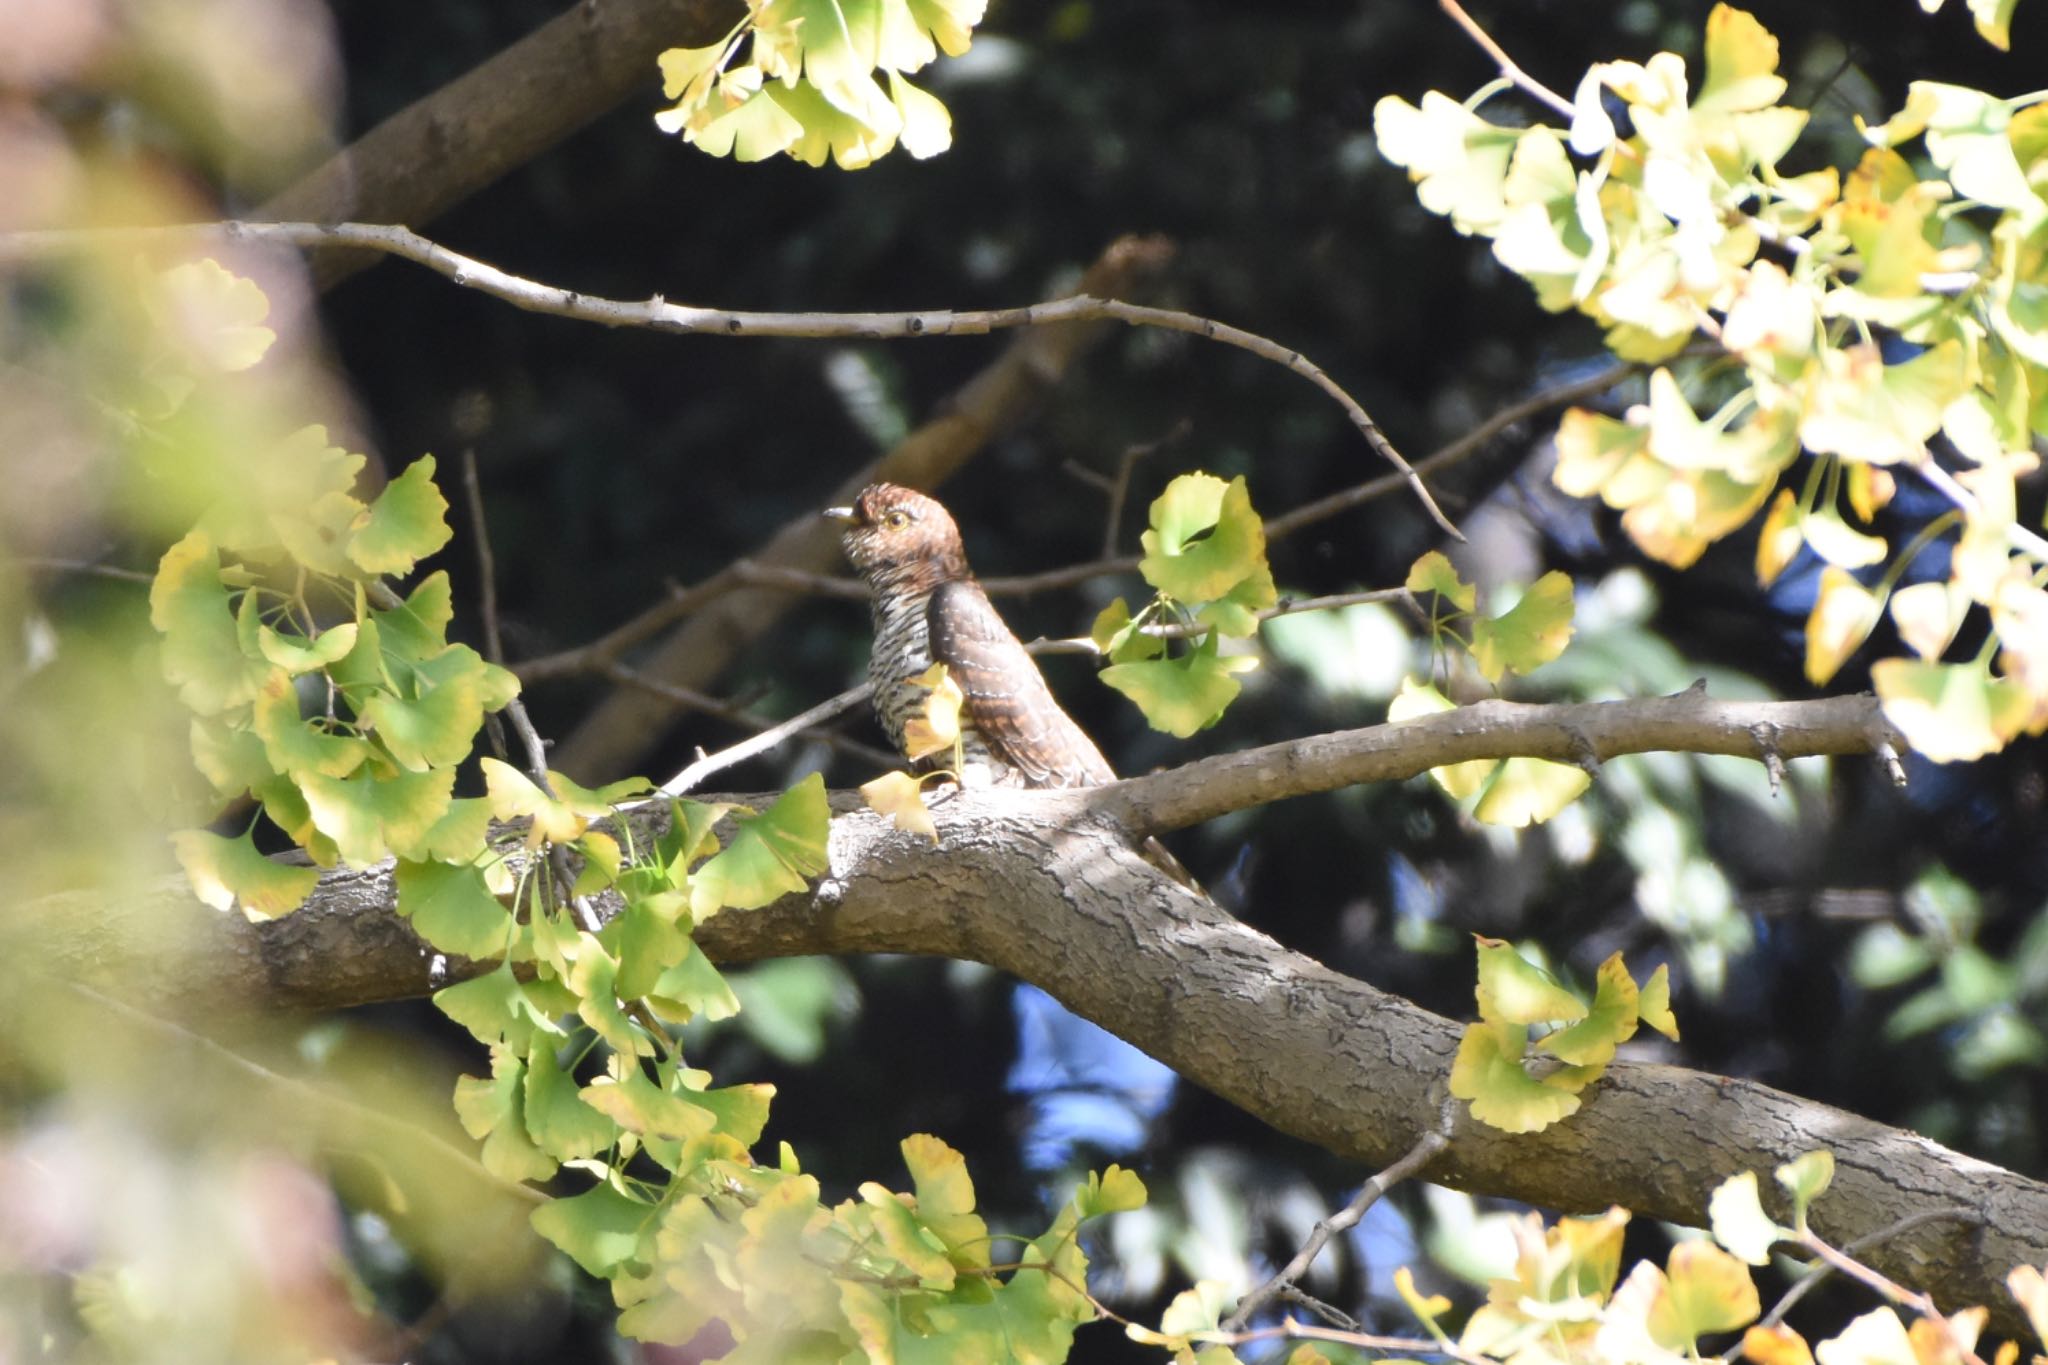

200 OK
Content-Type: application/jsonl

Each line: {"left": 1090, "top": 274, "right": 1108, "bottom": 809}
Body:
{"left": 1376, "top": 3, "right": 2048, "bottom": 764}
{"left": 654, "top": 0, "right": 986, "bottom": 168}
{"left": 1094, "top": 472, "right": 1272, "bottom": 737}
{"left": 1396, "top": 1149, "right": 2048, "bottom": 1365}
{"left": 141, "top": 261, "right": 1161, "bottom": 1362}
{"left": 141, "top": 264, "right": 512, "bottom": 919}
{"left": 1394, "top": 551, "right": 1586, "bottom": 827}
{"left": 1448, "top": 940, "right": 1679, "bottom": 1134}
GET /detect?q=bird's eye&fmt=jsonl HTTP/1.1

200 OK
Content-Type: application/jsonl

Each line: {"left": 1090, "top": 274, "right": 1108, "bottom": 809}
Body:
{"left": 883, "top": 510, "right": 911, "bottom": 529}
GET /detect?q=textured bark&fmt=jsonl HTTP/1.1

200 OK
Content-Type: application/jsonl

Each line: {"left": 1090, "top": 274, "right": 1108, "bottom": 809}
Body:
{"left": 260, "top": 0, "right": 745, "bottom": 287}
{"left": 10, "top": 695, "right": 2035, "bottom": 1328}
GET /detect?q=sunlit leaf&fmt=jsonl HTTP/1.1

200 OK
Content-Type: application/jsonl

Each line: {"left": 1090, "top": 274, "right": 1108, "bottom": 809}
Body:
{"left": 453, "top": 1046, "right": 557, "bottom": 1183}
{"left": 1388, "top": 677, "right": 1499, "bottom": 799}
{"left": 151, "top": 532, "right": 266, "bottom": 714}
{"left": 1449, "top": 1021, "right": 1582, "bottom": 1133}
{"left": 1873, "top": 657, "right": 2031, "bottom": 762}
{"left": 1374, "top": 92, "right": 1523, "bottom": 236}
{"left": 1804, "top": 567, "right": 1884, "bottom": 685}
{"left": 1710, "top": 1171, "right": 1790, "bottom": 1264}
{"left": 1472, "top": 572, "right": 1576, "bottom": 682}
{"left": 901, "top": 662, "right": 962, "bottom": 761}
{"left": 1745, "top": 1324, "right": 1817, "bottom": 1365}
{"left": 154, "top": 259, "right": 275, "bottom": 373}
{"left": 396, "top": 857, "right": 511, "bottom": 960}
{"left": 1540, "top": 953, "right": 1640, "bottom": 1066}
{"left": 1100, "top": 631, "right": 1258, "bottom": 737}
{"left": 1473, "top": 756, "right": 1594, "bottom": 827}
{"left": 1475, "top": 937, "right": 1587, "bottom": 1025}
{"left": 1775, "top": 1149, "right": 1835, "bottom": 1226}
{"left": 531, "top": 1179, "right": 657, "bottom": 1277}
{"left": 1406, "top": 550, "right": 1477, "bottom": 612}
{"left": 1139, "top": 473, "right": 1270, "bottom": 604}
{"left": 689, "top": 772, "right": 829, "bottom": 917}
{"left": 1638, "top": 964, "right": 1681, "bottom": 1040}
{"left": 861, "top": 769, "right": 938, "bottom": 842}
{"left": 525, "top": 1043, "right": 618, "bottom": 1161}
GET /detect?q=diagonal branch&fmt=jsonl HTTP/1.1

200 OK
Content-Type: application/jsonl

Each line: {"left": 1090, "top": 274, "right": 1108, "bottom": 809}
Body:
{"left": 0, "top": 221, "right": 1450, "bottom": 537}
{"left": 7, "top": 692, "right": 2037, "bottom": 1331}
{"left": 257, "top": 0, "right": 746, "bottom": 287}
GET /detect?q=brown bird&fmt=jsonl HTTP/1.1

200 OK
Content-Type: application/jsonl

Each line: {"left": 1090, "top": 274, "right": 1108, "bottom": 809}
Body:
{"left": 826, "top": 483, "right": 1196, "bottom": 884}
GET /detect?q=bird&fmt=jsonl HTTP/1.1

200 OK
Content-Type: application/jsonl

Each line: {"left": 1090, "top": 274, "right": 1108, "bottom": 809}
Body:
{"left": 825, "top": 482, "right": 1197, "bottom": 885}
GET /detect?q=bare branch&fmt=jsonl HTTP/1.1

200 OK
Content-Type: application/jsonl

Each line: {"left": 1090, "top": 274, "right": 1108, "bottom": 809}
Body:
{"left": 0, "top": 221, "right": 1451, "bottom": 537}
{"left": 659, "top": 681, "right": 877, "bottom": 796}
{"left": 1438, "top": 0, "right": 1576, "bottom": 119}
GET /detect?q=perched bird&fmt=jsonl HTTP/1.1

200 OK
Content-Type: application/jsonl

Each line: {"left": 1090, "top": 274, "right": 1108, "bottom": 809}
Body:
{"left": 826, "top": 482, "right": 1196, "bottom": 884}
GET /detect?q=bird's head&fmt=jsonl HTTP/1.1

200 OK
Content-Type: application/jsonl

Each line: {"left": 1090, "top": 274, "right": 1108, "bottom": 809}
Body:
{"left": 824, "top": 483, "right": 969, "bottom": 585}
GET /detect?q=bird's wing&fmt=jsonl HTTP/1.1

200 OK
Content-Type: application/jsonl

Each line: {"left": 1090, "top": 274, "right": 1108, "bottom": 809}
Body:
{"left": 926, "top": 578, "right": 1116, "bottom": 788}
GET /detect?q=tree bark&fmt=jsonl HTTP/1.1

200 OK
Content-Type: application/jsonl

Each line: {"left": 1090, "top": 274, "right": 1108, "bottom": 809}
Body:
{"left": 12, "top": 695, "right": 2031, "bottom": 1330}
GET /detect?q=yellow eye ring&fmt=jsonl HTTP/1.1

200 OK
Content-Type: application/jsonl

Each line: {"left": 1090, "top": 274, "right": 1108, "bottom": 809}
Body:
{"left": 883, "top": 510, "right": 911, "bottom": 529}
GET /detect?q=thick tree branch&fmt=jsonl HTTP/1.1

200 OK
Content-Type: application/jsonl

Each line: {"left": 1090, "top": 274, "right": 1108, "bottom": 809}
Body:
{"left": 10, "top": 694, "right": 2021, "bottom": 1325}
{"left": 258, "top": 0, "right": 746, "bottom": 287}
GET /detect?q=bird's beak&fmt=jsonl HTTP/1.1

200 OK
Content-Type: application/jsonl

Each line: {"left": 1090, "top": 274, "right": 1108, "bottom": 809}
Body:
{"left": 822, "top": 505, "right": 858, "bottom": 525}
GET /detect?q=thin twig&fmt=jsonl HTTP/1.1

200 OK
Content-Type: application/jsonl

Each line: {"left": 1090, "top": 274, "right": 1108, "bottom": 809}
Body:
{"left": 0, "top": 220, "right": 1458, "bottom": 539}
{"left": 515, "top": 559, "right": 864, "bottom": 684}
{"left": 659, "top": 680, "right": 878, "bottom": 796}
{"left": 1222, "top": 1116, "right": 1450, "bottom": 1332}
{"left": 10, "top": 557, "right": 156, "bottom": 584}
{"left": 460, "top": 449, "right": 504, "bottom": 667}
{"left": 1799, "top": 1228, "right": 1990, "bottom": 1365}
{"left": 1438, "top": 0, "right": 1575, "bottom": 119}
{"left": 1031, "top": 588, "right": 1417, "bottom": 654}
{"left": 1725, "top": 1207, "right": 1979, "bottom": 1358}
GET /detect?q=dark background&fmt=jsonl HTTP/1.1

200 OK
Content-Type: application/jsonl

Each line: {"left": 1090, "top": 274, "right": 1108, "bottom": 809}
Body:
{"left": 232, "top": 0, "right": 2048, "bottom": 1357}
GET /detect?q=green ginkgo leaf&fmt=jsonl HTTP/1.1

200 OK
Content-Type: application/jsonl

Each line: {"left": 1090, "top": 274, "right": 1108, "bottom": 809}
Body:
{"left": 172, "top": 826, "right": 320, "bottom": 921}
{"left": 524, "top": 1044, "right": 618, "bottom": 1162}
{"left": 1474, "top": 937, "right": 1587, "bottom": 1026}
{"left": 689, "top": 772, "right": 829, "bottom": 918}
{"left": 1539, "top": 952, "right": 1640, "bottom": 1066}
{"left": 1449, "top": 1021, "right": 1582, "bottom": 1133}
{"left": 348, "top": 455, "right": 453, "bottom": 576}
{"left": 1472, "top": 572, "right": 1576, "bottom": 682}
{"left": 1472, "top": 756, "right": 1593, "bottom": 827}
{"left": 396, "top": 857, "right": 511, "bottom": 960}
{"left": 453, "top": 1045, "right": 557, "bottom": 1183}
{"left": 1139, "top": 474, "right": 1268, "bottom": 604}
{"left": 151, "top": 532, "right": 265, "bottom": 715}
{"left": 1100, "top": 632, "right": 1258, "bottom": 738}
{"left": 530, "top": 1179, "right": 657, "bottom": 1277}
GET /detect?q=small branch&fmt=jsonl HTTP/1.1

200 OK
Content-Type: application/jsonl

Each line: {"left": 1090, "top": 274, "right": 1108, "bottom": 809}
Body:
{"left": 10, "top": 557, "right": 156, "bottom": 585}
{"left": 659, "top": 681, "right": 877, "bottom": 796}
{"left": 1910, "top": 452, "right": 2048, "bottom": 565}
{"left": 1729, "top": 1208, "right": 1979, "bottom": 1358}
{"left": 1438, "top": 0, "right": 1577, "bottom": 120}
{"left": 1800, "top": 1229, "right": 1989, "bottom": 1365}
{"left": 1222, "top": 1115, "right": 1450, "bottom": 1332}
{"left": 0, "top": 221, "right": 1455, "bottom": 539}
{"left": 1030, "top": 588, "right": 1415, "bottom": 654}
{"left": 460, "top": 449, "right": 505, "bottom": 668}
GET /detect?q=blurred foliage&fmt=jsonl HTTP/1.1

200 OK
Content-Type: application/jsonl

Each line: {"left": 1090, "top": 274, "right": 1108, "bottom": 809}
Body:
{"left": 5, "top": 0, "right": 2048, "bottom": 1361}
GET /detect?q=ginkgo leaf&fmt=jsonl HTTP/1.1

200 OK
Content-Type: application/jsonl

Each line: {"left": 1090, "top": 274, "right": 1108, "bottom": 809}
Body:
{"left": 1873, "top": 658, "right": 2030, "bottom": 762}
{"left": 861, "top": 769, "right": 938, "bottom": 842}
{"left": 524, "top": 1043, "right": 618, "bottom": 1162}
{"left": 154, "top": 259, "right": 275, "bottom": 373}
{"left": 1139, "top": 474, "right": 1269, "bottom": 604}
{"left": 1387, "top": 677, "right": 1499, "bottom": 799}
{"left": 1638, "top": 963, "right": 1682, "bottom": 1039}
{"left": 1804, "top": 567, "right": 1884, "bottom": 685}
{"left": 901, "top": 662, "right": 962, "bottom": 761}
{"left": 689, "top": 772, "right": 830, "bottom": 917}
{"left": 453, "top": 1046, "right": 557, "bottom": 1183}
{"left": 1473, "top": 756, "right": 1593, "bottom": 827}
{"left": 151, "top": 532, "right": 266, "bottom": 715}
{"left": 1474, "top": 937, "right": 1587, "bottom": 1025}
{"left": 348, "top": 455, "right": 453, "bottom": 576}
{"left": 1101, "top": 632, "right": 1258, "bottom": 738}
{"left": 1539, "top": 952, "right": 1640, "bottom": 1066}
{"left": 1710, "top": 1171, "right": 1791, "bottom": 1265}
{"left": 396, "top": 857, "right": 512, "bottom": 960}
{"left": 1449, "top": 1021, "right": 1582, "bottom": 1133}
{"left": 1472, "top": 571, "right": 1576, "bottom": 682}
{"left": 173, "top": 827, "right": 320, "bottom": 921}
{"left": 530, "top": 1179, "right": 657, "bottom": 1277}
{"left": 257, "top": 621, "right": 359, "bottom": 676}
{"left": 1405, "top": 550, "right": 1476, "bottom": 612}
{"left": 1775, "top": 1149, "right": 1835, "bottom": 1224}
